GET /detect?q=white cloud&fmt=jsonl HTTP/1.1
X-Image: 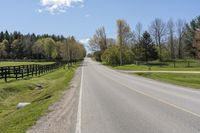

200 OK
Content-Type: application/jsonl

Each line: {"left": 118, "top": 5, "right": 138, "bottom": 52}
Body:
{"left": 37, "top": 9, "right": 43, "bottom": 13}
{"left": 79, "top": 38, "right": 90, "bottom": 44}
{"left": 79, "top": 38, "right": 91, "bottom": 53}
{"left": 38, "top": 0, "right": 84, "bottom": 14}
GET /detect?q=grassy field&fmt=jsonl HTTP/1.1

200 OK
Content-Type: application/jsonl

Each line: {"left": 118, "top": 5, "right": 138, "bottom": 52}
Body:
{"left": 0, "top": 61, "right": 55, "bottom": 67}
{"left": 114, "top": 60, "right": 200, "bottom": 71}
{"left": 135, "top": 72, "right": 200, "bottom": 89}
{"left": 0, "top": 64, "right": 79, "bottom": 133}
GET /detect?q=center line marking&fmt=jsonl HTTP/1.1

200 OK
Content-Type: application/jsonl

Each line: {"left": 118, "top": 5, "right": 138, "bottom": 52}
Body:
{"left": 75, "top": 66, "right": 84, "bottom": 133}
{"left": 101, "top": 71, "right": 200, "bottom": 118}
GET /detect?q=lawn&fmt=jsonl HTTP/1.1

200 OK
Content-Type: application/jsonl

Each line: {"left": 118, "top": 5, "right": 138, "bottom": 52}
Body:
{"left": 135, "top": 72, "right": 200, "bottom": 89}
{"left": 114, "top": 60, "right": 200, "bottom": 71}
{"left": 0, "top": 63, "right": 79, "bottom": 133}
{"left": 0, "top": 61, "right": 55, "bottom": 67}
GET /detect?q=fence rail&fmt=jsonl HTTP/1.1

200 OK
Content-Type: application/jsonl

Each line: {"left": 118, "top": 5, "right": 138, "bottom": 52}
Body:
{"left": 0, "top": 63, "right": 62, "bottom": 82}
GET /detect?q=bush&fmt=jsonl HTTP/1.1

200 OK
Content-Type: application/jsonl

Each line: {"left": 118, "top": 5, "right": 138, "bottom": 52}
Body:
{"left": 102, "top": 46, "right": 119, "bottom": 65}
{"left": 102, "top": 45, "right": 134, "bottom": 66}
{"left": 93, "top": 51, "right": 103, "bottom": 62}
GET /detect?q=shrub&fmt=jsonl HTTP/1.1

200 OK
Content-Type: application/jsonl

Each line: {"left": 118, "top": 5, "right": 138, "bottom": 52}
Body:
{"left": 93, "top": 51, "right": 103, "bottom": 62}
{"left": 102, "top": 45, "right": 134, "bottom": 65}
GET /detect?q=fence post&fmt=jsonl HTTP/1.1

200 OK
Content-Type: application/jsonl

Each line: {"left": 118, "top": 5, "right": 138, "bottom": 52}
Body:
{"left": 21, "top": 66, "right": 24, "bottom": 79}
{"left": 187, "top": 61, "right": 190, "bottom": 67}
{"left": 173, "top": 61, "right": 176, "bottom": 68}
{"left": 4, "top": 68, "right": 7, "bottom": 82}
{"left": 27, "top": 65, "right": 29, "bottom": 77}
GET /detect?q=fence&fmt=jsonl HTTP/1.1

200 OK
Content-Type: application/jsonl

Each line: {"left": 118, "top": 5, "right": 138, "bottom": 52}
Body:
{"left": 134, "top": 60, "right": 200, "bottom": 68}
{"left": 0, "top": 63, "right": 62, "bottom": 82}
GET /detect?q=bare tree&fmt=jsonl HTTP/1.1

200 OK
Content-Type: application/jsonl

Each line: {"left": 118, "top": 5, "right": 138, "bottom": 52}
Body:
{"left": 176, "top": 19, "right": 186, "bottom": 59}
{"left": 167, "top": 18, "right": 175, "bottom": 59}
{"left": 117, "top": 19, "right": 134, "bottom": 65}
{"left": 150, "top": 18, "right": 166, "bottom": 61}
{"left": 135, "top": 22, "right": 143, "bottom": 42}
{"left": 89, "top": 27, "right": 107, "bottom": 52}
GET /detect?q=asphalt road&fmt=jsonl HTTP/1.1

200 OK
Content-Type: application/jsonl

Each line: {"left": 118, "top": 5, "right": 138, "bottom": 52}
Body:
{"left": 77, "top": 58, "right": 200, "bottom": 133}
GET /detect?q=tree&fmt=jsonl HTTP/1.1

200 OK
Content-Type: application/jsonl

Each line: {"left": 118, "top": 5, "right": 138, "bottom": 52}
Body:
{"left": 150, "top": 18, "right": 166, "bottom": 61}
{"left": 43, "top": 38, "right": 57, "bottom": 59}
{"left": 32, "top": 39, "right": 45, "bottom": 59}
{"left": 0, "top": 32, "right": 4, "bottom": 42}
{"left": 193, "top": 30, "right": 200, "bottom": 58}
{"left": 0, "top": 40, "right": 9, "bottom": 58}
{"left": 185, "top": 16, "right": 200, "bottom": 58}
{"left": 101, "top": 46, "right": 120, "bottom": 65}
{"left": 117, "top": 19, "right": 135, "bottom": 65}
{"left": 135, "top": 22, "right": 143, "bottom": 43}
{"left": 176, "top": 19, "right": 186, "bottom": 59}
{"left": 11, "top": 39, "right": 24, "bottom": 59}
{"left": 60, "top": 37, "right": 86, "bottom": 62}
{"left": 89, "top": 27, "right": 107, "bottom": 52}
{"left": 106, "top": 38, "right": 116, "bottom": 47}
{"left": 22, "top": 34, "right": 34, "bottom": 59}
{"left": 138, "top": 31, "right": 158, "bottom": 62}
{"left": 60, "top": 40, "right": 70, "bottom": 62}
{"left": 0, "top": 30, "right": 85, "bottom": 60}
{"left": 102, "top": 45, "right": 134, "bottom": 66}
{"left": 89, "top": 27, "right": 108, "bottom": 61}
{"left": 167, "top": 19, "right": 175, "bottom": 59}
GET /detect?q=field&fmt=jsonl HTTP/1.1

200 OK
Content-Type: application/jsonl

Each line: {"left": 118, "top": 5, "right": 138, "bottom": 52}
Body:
{"left": 135, "top": 73, "right": 200, "bottom": 89}
{"left": 0, "top": 61, "right": 55, "bottom": 67}
{"left": 0, "top": 63, "right": 79, "bottom": 133}
{"left": 114, "top": 60, "right": 200, "bottom": 71}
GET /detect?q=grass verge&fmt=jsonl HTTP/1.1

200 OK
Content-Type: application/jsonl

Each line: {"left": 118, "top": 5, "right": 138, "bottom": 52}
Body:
{"left": 114, "top": 60, "right": 200, "bottom": 71}
{"left": 0, "top": 63, "right": 79, "bottom": 133}
{"left": 114, "top": 64, "right": 200, "bottom": 71}
{"left": 135, "top": 72, "right": 200, "bottom": 89}
{"left": 0, "top": 62, "right": 55, "bottom": 67}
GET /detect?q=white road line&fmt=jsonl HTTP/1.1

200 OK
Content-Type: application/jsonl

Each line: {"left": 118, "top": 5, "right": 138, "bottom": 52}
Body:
{"left": 102, "top": 72, "right": 200, "bottom": 118}
{"left": 75, "top": 66, "right": 84, "bottom": 133}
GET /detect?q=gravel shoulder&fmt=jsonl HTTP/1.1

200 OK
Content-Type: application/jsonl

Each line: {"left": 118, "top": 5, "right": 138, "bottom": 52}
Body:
{"left": 27, "top": 67, "right": 81, "bottom": 133}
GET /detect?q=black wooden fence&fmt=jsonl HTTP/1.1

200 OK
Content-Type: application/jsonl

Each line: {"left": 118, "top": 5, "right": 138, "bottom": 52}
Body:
{"left": 0, "top": 63, "right": 62, "bottom": 82}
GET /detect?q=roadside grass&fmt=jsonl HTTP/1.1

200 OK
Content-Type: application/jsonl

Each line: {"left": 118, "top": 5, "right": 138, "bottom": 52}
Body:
{"left": 0, "top": 61, "right": 55, "bottom": 67}
{"left": 135, "top": 72, "right": 200, "bottom": 89}
{"left": 114, "top": 60, "right": 200, "bottom": 71}
{"left": 0, "top": 63, "right": 79, "bottom": 133}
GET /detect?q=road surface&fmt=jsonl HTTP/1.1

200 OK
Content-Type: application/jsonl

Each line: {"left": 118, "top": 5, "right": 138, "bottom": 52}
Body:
{"left": 77, "top": 58, "right": 200, "bottom": 133}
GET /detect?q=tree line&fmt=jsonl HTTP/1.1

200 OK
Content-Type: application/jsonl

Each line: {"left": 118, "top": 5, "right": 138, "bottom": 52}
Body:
{"left": 0, "top": 31, "right": 86, "bottom": 61}
{"left": 89, "top": 16, "right": 200, "bottom": 65}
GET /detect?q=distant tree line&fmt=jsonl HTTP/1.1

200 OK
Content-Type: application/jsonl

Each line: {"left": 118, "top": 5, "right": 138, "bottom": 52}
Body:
{"left": 0, "top": 31, "right": 86, "bottom": 61}
{"left": 89, "top": 16, "right": 200, "bottom": 65}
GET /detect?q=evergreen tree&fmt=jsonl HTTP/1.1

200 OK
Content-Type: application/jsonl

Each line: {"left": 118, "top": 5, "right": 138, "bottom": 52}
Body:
{"left": 140, "top": 31, "right": 158, "bottom": 62}
{"left": 185, "top": 16, "right": 200, "bottom": 58}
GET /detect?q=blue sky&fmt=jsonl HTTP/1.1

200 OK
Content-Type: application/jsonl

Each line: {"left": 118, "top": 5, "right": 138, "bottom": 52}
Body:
{"left": 0, "top": 0, "right": 199, "bottom": 44}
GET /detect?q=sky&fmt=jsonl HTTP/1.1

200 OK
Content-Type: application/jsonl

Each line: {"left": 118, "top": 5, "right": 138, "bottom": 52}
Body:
{"left": 0, "top": 0, "right": 199, "bottom": 46}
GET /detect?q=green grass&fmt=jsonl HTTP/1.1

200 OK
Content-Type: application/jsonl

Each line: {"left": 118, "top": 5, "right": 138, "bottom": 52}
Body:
{"left": 114, "top": 60, "right": 200, "bottom": 71}
{"left": 0, "top": 61, "right": 55, "bottom": 67}
{"left": 135, "top": 73, "right": 200, "bottom": 89}
{"left": 0, "top": 64, "right": 79, "bottom": 133}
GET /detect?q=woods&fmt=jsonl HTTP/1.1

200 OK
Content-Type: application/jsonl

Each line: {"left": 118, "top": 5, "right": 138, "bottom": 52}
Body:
{"left": 0, "top": 32, "right": 86, "bottom": 61}
{"left": 90, "top": 16, "right": 200, "bottom": 66}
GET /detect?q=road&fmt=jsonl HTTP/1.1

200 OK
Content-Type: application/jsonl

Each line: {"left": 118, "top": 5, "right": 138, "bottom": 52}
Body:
{"left": 77, "top": 58, "right": 200, "bottom": 133}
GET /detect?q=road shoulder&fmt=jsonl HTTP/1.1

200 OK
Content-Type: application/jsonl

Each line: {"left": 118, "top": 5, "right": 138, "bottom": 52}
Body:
{"left": 27, "top": 67, "right": 81, "bottom": 133}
